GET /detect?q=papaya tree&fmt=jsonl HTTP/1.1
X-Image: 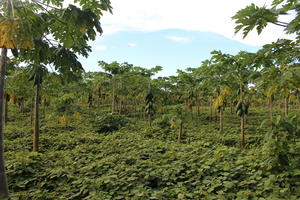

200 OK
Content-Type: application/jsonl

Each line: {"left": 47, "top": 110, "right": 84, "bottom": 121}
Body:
{"left": 0, "top": 0, "right": 112, "bottom": 196}
{"left": 170, "top": 104, "right": 186, "bottom": 143}
{"left": 99, "top": 61, "right": 133, "bottom": 113}
{"left": 6, "top": 66, "right": 33, "bottom": 113}
{"left": 232, "top": 51, "right": 258, "bottom": 149}
{"left": 208, "top": 51, "right": 236, "bottom": 133}
{"left": 145, "top": 88, "right": 154, "bottom": 127}
{"left": 257, "top": 39, "right": 300, "bottom": 117}
{"left": 28, "top": 64, "right": 47, "bottom": 152}
{"left": 176, "top": 69, "right": 197, "bottom": 119}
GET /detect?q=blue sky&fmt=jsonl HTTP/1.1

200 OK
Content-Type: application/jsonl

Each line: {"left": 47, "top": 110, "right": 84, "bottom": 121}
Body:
{"left": 80, "top": 29, "right": 260, "bottom": 77}
{"left": 75, "top": 0, "right": 294, "bottom": 77}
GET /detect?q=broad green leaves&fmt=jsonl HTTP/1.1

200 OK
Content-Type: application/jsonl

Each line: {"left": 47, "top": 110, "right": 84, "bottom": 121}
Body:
{"left": 232, "top": 0, "right": 300, "bottom": 40}
{"left": 232, "top": 3, "right": 278, "bottom": 38}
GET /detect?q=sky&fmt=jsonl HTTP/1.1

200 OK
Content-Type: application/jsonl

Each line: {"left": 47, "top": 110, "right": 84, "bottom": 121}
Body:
{"left": 74, "top": 0, "right": 295, "bottom": 76}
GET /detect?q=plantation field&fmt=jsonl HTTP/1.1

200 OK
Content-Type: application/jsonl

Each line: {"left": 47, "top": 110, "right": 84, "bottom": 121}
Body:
{"left": 4, "top": 104, "right": 300, "bottom": 200}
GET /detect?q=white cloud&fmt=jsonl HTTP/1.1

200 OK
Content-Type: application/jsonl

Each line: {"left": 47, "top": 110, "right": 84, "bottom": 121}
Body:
{"left": 128, "top": 42, "right": 137, "bottom": 47}
{"left": 94, "top": 45, "right": 107, "bottom": 51}
{"left": 99, "top": 0, "right": 295, "bottom": 46}
{"left": 165, "top": 36, "right": 190, "bottom": 43}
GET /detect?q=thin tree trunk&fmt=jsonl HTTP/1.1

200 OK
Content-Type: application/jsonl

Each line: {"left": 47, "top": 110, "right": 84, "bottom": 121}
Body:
{"left": 239, "top": 83, "right": 245, "bottom": 150}
{"left": 284, "top": 96, "right": 289, "bottom": 117}
{"left": 219, "top": 110, "right": 223, "bottom": 133}
{"left": 148, "top": 114, "right": 152, "bottom": 127}
{"left": 33, "top": 83, "right": 40, "bottom": 152}
{"left": 230, "top": 101, "right": 233, "bottom": 114}
{"left": 240, "top": 115, "right": 245, "bottom": 149}
{"left": 197, "top": 104, "right": 200, "bottom": 116}
{"left": 0, "top": 48, "right": 9, "bottom": 197}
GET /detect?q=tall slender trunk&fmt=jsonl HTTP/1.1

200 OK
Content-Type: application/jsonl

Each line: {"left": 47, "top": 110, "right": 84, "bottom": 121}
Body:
{"left": 284, "top": 96, "right": 289, "bottom": 117}
{"left": 197, "top": 104, "right": 200, "bottom": 116}
{"left": 240, "top": 83, "right": 245, "bottom": 150}
{"left": 230, "top": 101, "right": 233, "bottom": 114}
{"left": 240, "top": 115, "right": 245, "bottom": 149}
{"left": 219, "top": 110, "right": 223, "bottom": 133}
{"left": 0, "top": 48, "right": 9, "bottom": 197}
{"left": 33, "top": 83, "right": 40, "bottom": 152}
{"left": 148, "top": 114, "right": 152, "bottom": 127}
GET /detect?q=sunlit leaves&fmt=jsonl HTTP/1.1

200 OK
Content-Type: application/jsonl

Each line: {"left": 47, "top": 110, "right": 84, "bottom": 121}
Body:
{"left": 0, "top": 18, "right": 34, "bottom": 49}
{"left": 213, "top": 87, "right": 231, "bottom": 111}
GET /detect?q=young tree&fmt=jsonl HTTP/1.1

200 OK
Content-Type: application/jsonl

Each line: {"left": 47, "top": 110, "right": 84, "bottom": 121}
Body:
{"left": 99, "top": 61, "right": 133, "bottom": 113}
{"left": 232, "top": 51, "right": 258, "bottom": 149}
{"left": 145, "top": 88, "right": 154, "bottom": 127}
{"left": 28, "top": 64, "right": 47, "bottom": 152}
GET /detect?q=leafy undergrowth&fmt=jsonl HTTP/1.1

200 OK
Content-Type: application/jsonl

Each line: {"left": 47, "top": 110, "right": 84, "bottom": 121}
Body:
{"left": 3, "top": 105, "right": 300, "bottom": 200}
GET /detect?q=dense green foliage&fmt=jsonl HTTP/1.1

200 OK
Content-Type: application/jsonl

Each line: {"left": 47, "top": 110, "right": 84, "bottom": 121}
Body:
{"left": 91, "top": 113, "right": 130, "bottom": 133}
{"left": 3, "top": 104, "right": 300, "bottom": 199}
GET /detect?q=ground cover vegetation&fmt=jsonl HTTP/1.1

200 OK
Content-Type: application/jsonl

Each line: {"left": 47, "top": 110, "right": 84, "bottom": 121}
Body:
{"left": 0, "top": 0, "right": 299, "bottom": 199}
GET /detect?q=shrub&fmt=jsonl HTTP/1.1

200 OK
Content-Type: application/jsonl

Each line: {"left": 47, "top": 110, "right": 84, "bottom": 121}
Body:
{"left": 92, "top": 113, "right": 130, "bottom": 133}
{"left": 153, "top": 114, "right": 172, "bottom": 129}
{"left": 54, "top": 93, "right": 76, "bottom": 113}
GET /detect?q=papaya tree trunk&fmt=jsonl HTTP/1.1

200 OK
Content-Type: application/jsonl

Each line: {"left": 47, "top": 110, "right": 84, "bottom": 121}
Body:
{"left": 240, "top": 115, "right": 245, "bottom": 149}
{"left": 284, "top": 96, "right": 289, "bottom": 117}
{"left": 239, "top": 83, "right": 245, "bottom": 150}
{"left": 148, "top": 114, "right": 152, "bottom": 127}
{"left": 219, "top": 110, "right": 223, "bottom": 133}
{"left": 0, "top": 48, "right": 9, "bottom": 197}
{"left": 33, "top": 83, "right": 40, "bottom": 152}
